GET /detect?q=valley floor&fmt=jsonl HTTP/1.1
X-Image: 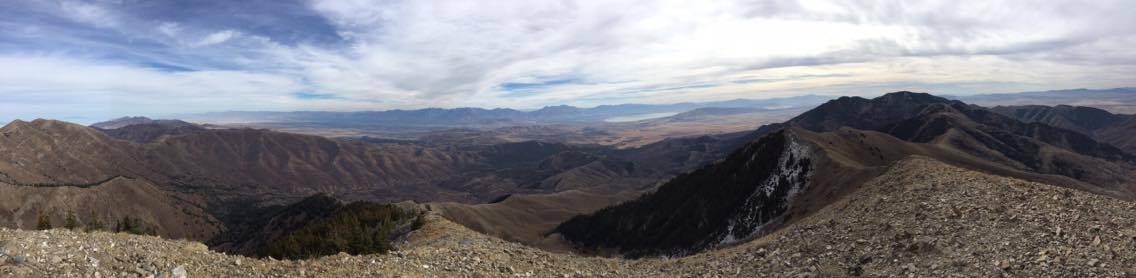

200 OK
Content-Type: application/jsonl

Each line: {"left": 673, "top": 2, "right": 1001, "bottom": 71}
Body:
{"left": 2, "top": 157, "right": 1135, "bottom": 277}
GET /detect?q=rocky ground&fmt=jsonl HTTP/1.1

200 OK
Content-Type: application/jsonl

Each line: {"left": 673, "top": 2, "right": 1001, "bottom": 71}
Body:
{"left": 0, "top": 212, "right": 644, "bottom": 277}
{"left": 676, "top": 157, "right": 1136, "bottom": 277}
{"left": 2, "top": 156, "right": 1135, "bottom": 277}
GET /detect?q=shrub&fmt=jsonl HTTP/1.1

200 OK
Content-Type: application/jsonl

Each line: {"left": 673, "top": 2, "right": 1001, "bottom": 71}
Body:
{"left": 115, "top": 216, "right": 155, "bottom": 235}
{"left": 412, "top": 213, "right": 426, "bottom": 230}
{"left": 35, "top": 213, "right": 52, "bottom": 230}
{"left": 86, "top": 217, "right": 105, "bottom": 232}
{"left": 64, "top": 211, "right": 78, "bottom": 230}
{"left": 264, "top": 203, "right": 417, "bottom": 260}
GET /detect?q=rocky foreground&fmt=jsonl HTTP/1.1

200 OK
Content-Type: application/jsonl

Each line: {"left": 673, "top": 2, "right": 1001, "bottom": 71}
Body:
{"left": 2, "top": 157, "right": 1136, "bottom": 277}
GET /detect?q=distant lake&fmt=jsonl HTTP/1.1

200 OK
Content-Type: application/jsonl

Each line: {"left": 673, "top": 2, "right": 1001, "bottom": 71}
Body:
{"left": 604, "top": 112, "right": 679, "bottom": 123}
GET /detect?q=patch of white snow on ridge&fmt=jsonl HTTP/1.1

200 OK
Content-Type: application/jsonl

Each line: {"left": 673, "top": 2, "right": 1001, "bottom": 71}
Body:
{"left": 759, "top": 135, "right": 811, "bottom": 198}
{"left": 719, "top": 134, "right": 814, "bottom": 246}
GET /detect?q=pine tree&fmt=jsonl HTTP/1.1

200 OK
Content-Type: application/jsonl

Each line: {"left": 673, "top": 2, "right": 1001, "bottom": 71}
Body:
{"left": 35, "top": 212, "right": 52, "bottom": 230}
{"left": 64, "top": 211, "right": 78, "bottom": 230}
{"left": 412, "top": 213, "right": 426, "bottom": 229}
{"left": 115, "top": 217, "right": 124, "bottom": 233}
{"left": 86, "top": 217, "right": 105, "bottom": 232}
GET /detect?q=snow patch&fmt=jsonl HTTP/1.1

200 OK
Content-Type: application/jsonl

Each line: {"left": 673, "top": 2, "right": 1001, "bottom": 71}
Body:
{"left": 719, "top": 135, "right": 814, "bottom": 246}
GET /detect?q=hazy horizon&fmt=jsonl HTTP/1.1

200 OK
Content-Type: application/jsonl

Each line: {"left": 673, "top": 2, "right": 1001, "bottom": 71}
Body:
{"left": 2, "top": 0, "right": 1135, "bottom": 123}
{"left": 8, "top": 86, "right": 1136, "bottom": 124}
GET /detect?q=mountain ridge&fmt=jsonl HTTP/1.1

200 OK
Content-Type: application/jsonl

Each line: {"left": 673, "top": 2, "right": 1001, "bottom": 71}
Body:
{"left": 4, "top": 90, "right": 1136, "bottom": 267}
{"left": 8, "top": 156, "right": 1136, "bottom": 276}
{"left": 0, "top": 115, "right": 754, "bottom": 245}
{"left": 554, "top": 91, "right": 1136, "bottom": 257}
{"left": 176, "top": 95, "right": 829, "bottom": 126}
{"left": 990, "top": 104, "right": 1136, "bottom": 154}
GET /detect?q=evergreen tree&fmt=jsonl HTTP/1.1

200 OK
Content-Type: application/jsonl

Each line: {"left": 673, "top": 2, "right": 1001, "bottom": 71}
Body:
{"left": 115, "top": 216, "right": 148, "bottom": 235}
{"left": 35, "top": 212, "right": 52, "bottom": 230}
{"left": 86, "top": 217, "right": 105, "bottom": 232}
{"left": 115, "top": 216, "right": 126, "bottom": 233}
{"left": 64, "top": 211, "right": 78, "bottom": 230}
{"left": 262, "top": 202, "right": 422, "bottom": 260}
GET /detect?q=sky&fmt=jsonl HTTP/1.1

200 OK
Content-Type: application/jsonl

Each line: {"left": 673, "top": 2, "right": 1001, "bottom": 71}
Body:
{"left": 1, "top": 0, "right": 1135, "bottom": 123}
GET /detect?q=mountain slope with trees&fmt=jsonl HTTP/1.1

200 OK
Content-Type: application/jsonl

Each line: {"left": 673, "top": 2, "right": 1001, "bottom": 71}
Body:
{"left": 556, "top": 92, "right": 1136, "bottom": 257}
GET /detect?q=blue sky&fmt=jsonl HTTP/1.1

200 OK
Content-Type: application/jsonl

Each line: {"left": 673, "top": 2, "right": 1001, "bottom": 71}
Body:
{"left": 1, "top": 0, "right": 1135, "bottom": 123}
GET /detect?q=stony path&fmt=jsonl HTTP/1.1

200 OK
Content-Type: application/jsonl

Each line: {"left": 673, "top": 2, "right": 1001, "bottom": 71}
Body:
{"left": 2, "top": 157, "right": 1135, "bottom": 277}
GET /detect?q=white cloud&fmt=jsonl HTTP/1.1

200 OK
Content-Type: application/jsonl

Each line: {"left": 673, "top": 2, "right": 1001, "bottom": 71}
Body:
{"left": 0, "top": 55, "right": 305, "bottom": 122}
{"left": 193, "top": 30, "right": 240, "bottom": 47}
{"left": 3, "top": 0, "right": 1136, "bottom": 121}
{"left": 289, "top": 0, "right": 1136, "bottom": 108}
{"left": 157, "top": 22, "right": 181, "bottom": 37}
{"left": 58, "top": 0, "right": 119, "bottom": 28}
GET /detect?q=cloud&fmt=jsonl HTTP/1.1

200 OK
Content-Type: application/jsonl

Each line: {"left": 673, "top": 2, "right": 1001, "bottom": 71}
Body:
{"left": 58, "top": 1, "right": 119, "bottom": 28}
{"left": 157, "top": 22, "right": 181, "bottom": 37}
{"left": 0, "top": 55, "right": 306, "bottom": 122}
{"left": 193, "top": 30, "right": 239, "bottom": 47}
{"left": 294, "top": 0, "right": 1136, "bottom": 107}
{"left": 0, "top": 0, "right": 1134, "bottom": 122}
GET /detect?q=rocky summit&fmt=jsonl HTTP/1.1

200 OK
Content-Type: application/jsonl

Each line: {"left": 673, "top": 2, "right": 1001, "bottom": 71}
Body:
{"left": 3, "top": 157, "right": 1134, "bottom": 277}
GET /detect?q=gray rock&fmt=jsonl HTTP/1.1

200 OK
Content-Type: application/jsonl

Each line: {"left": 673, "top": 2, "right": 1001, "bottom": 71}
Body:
{"left": 10, "top": 255, "right": 26, "bottom": 265}
{"left": 170, "top": 265, "right": 187, "bottom": 278}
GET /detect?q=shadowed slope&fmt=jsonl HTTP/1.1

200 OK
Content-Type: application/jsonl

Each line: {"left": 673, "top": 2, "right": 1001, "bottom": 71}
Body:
{"left": 5, "top": 157, "right": 1136, "bottom": 277}
{"left": 789, "top": 92, "right": 1136, "bottom": 195}
{"left": 0, "top": 177, "right": 217, "bottom": 240}
{"left": 990, "top": 105, "right": 1132, "bottom": 135}
{"left": 556, "top": 91, "right": 1136, "bottom": 258}
{"left": 0, "top": 115, "right": 754, "bottom": 248}
{"left": 97, "top": 120, "right": 206, "bottom": 143}
{"left": 1098, "top": 120, "right": 1136, "bottom": 154}
{"left": 992, "top": 104, "right": 1136, "bottom": 155}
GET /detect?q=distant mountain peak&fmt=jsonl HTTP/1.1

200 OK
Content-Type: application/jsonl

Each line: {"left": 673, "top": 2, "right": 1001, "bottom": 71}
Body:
{"left": 1, "top": 119, "right": 29, "bottom": 129}
{"left": 536, "top": 104, "right": 581, "bottom": 111}
{"left": 874, "top": 91, "right": 951, "bottom": 104}
{"left": 91, "top": 116, "right": 156, "bottom": 129}
{"left": 103, "top": 116, "right": 153, "bottom": 123}
{"left": 788, "top": 92, "right": 953, "bottom": 132}
{"left": 990, "top": 104, "right": 1134, "bottom": 135}
{"left": 3, "top": 118, "right": 97, "bottom": 134}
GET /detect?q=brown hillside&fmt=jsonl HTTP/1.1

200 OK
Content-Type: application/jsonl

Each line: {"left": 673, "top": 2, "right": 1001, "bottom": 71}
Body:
{"left": 0, "top": 177, "right": 217, "bottom": 240}
{"left": 4, "top": 157, "right": 1135, "bottom": 277}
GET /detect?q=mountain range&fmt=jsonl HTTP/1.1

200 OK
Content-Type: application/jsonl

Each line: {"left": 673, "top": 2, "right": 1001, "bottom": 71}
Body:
{"left": 990, "top": 104, "right": 1136, "bottom": 154}
{"left": 3, "top": 89, "right": 1136, "bottom": 266}
{"left": 0, "top": 114, "right": 759, "bottom": 255}
{"left": 171, "top": 88, "right": 1136, "bottom": 129}
{"left": 175, "top": 95, "right": 831, "bottom": 126}
{"left": 554, "top": 92, "right": 1136, "bottom": 257}
{"left": 956, "top": 87, "right": 1136, "bottom": 114}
